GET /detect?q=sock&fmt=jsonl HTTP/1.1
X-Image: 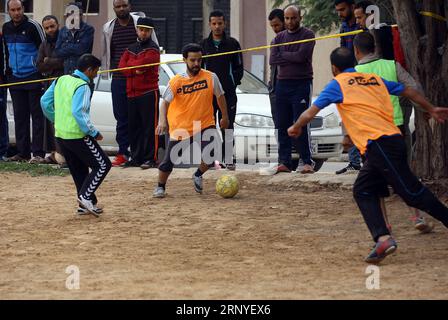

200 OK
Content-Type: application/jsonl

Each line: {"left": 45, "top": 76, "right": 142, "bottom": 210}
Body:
{"left": 158, "top": 183, "right": 166, "bottom": 190}
{"left": 195, "top": 169, "right": 204, "bottom": 178}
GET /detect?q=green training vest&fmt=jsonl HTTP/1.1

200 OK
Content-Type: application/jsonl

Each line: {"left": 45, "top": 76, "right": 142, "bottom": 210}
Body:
{"left": 54, "top": 75, "right": 89, "bottom": 139}
{"left": 355, "top": 59, "right": 404, "bottom": 126}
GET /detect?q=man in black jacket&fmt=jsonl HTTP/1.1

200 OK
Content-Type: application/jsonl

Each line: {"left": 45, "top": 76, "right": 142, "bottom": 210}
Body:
{"left": 200, "top": 10, "right": 243, "bottom": 171}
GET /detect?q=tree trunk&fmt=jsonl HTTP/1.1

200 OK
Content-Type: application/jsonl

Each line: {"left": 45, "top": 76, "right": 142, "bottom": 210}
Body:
{"left": 391, "top": 0, "right": 448, "bottom": 179}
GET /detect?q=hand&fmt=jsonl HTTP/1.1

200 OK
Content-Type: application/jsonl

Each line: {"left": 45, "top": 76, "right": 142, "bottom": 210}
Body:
{"left": 429, "top": 107, "right": 448, "bottom": 123}
{"left": 220, "top": 117, "right": 229, "bottom": 130}
{"left": 44, "top": 57, "right": 49, "bottom": 63}
{"left": 342, "top": 135, "right": 354, "bottom": 152}
{"left": 135, "top": 70, "right": 145, "bottom": 75}
{"left": 288, "top": 125, "right": 302, "bottom": 138}
{"left": 156, "top": 121, "right": 168, "bottom": 135}
{"left": 96, "top": 133, "right": 104, "bottom": 141}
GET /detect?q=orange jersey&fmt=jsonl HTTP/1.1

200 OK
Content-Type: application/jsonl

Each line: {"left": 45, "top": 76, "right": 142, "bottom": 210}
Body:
{"left": 166, "top": 70, "right": 216, "bottom": 140}
{"left": 334, "top": 72, "right": 402, "bottom": 154}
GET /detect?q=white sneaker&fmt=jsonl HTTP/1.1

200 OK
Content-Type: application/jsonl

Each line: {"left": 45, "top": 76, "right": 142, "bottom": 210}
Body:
{"left": 153, "top": 187, "right": 166, "bottom": 198}
{"left": 78, "top": 196, "right": 101, "bottom": 218}
{"left": 77, "top": 206, "right": 103, "bottom": 216}
{"left": 192, "top": 174, "right": 203, "bottom": 194}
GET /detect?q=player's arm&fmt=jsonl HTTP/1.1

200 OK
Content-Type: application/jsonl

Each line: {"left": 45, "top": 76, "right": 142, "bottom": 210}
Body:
{"left": 288, "top": 105, "right": 321, "bottom": 138}
{"left": 40, "top": 80, "right": 57, "bottom": 123}
{"left": 213, "top": 73, "right": 229, "bottom": 129}
{"left": 383, "top": 79, "right": 448, "bottom": 123}
{"left": 216, "top": 94, "right": 229, "bottom": 130}
{"left": 156, "top": 99, "right": 169, "bottom": 135}
{"left": 289, "top": 80, "right": 343, "bottom": 137}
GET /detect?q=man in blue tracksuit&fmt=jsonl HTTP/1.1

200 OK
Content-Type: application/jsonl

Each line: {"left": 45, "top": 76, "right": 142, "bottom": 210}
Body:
{"left": 0, "top": 32, "right": 8, "bottom": 161}
{"left": 3, "top": 0, "right": 46, "bottom": 163}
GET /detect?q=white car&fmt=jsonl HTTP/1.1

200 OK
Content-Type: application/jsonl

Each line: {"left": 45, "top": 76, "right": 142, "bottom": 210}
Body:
{"left": 7, "top": 54, "right": 343, "bottom": 171}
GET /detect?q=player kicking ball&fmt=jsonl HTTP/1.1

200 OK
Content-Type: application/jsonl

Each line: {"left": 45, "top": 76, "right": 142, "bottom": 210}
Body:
{"left": 153, "top": 43, "right": 229, "bottom": 198}
{"left": 41, "top": 54, "right": 112, "bottom": 217}
{"left": 288, "top": 46, "right": 448, "bottom": 264}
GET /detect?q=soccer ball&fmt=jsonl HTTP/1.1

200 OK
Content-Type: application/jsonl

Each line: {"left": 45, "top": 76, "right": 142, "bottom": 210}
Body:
{"left": 216, "top": 174, "right": 239, "bottom": 199}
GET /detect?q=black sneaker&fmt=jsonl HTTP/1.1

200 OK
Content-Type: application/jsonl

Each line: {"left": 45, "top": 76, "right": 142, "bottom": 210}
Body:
{"left": 121, "top": 160, "right": 140, "bottom": 168}
{"left": 141, "top": 161, "right": 157, "bottom": 170}
{"left": 335, "top": 164, "right": 361, "bottom": 175}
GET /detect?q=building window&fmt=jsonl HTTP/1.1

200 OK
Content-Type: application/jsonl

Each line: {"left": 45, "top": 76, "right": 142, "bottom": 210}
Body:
{"left": 80, "top": 0, "right": 99, "bottom": 14}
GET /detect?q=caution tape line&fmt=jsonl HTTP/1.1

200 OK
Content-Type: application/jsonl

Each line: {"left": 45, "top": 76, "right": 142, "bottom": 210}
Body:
{"left": 420, "top": 11, "right": 447, "bottom": 22}
{"left": 0, "top": 26, "right": 394, "bottom": 89}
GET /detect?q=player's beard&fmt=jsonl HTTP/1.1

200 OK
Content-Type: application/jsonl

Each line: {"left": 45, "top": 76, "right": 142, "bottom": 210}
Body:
{"left": 187, "top": 66, "right": 201, "bottom": 76}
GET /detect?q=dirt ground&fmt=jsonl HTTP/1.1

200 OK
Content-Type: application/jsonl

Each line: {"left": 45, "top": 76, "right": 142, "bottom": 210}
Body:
{"left": 0, "top": 168, "right": 447, "bottom": 300}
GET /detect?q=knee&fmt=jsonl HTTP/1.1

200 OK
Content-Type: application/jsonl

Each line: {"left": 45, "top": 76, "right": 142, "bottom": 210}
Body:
{"left": 158, "top": 162, "right": 173, "bottom": 174}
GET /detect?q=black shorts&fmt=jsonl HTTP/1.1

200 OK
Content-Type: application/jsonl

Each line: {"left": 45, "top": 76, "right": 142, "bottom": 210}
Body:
{"left": 159, "top": 128, "right": 219, "bottom": 173}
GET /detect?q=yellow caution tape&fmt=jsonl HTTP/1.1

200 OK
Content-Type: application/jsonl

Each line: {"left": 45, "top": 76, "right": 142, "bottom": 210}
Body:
{"left": 0, "top": 26, "right": 396, "bottom": 89}
{"left": 420, "top": 11, "right": 447, "bottom": 22}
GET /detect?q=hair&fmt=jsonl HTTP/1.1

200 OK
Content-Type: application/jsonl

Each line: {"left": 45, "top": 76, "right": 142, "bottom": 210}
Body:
{"left": 209, "top": 10, "right": 225, "bottom": 22}
{"left": 334, "top": 0, "right": 355, "bottom": 6}
{"left": 354, "top": 0, "right": 374, "bottom": 12}
{"left": 182, "top": 43, "right": 203, "bottom": 59}
{"left": 113, "top": 0, "right": 131, "bottom": 6}
{"left": 77, "top": 54, "right": 102, "bottom": 72}
{"left": 42, "top": 15, "right": 59, "bottom": 25}
{"left": 284, "top": 5, "right": 301, "bottom": 16}
{"left": 67, "top": 2, "right": 83, "bottom": 13}
{"left": 7, "top": 0, "right": 24, "bottom": 10}
{"left": 268, "top": 9, "right": 284, "bottom": 22}
{"left": 353, "top": 32, "right": 376, "bottom": 54}
{"left": 330, "top": 47, "right": 356, "bottom": 71}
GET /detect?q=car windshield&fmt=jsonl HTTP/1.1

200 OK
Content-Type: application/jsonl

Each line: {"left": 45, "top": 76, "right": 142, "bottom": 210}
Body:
{"left": 168, "top": 63, "right": 268, "bottom": 94}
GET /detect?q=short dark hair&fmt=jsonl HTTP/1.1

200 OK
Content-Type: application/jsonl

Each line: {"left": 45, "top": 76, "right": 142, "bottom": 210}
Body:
{"left": 77, "top": 54, "right": 101, "bottom": 72}
{"left": 268, "top": 9, "right": 284, "bottom": 22}
{"left": 7, "top": 0, "right": 23, "bottom": 10}
{"left": 330, "top": 47, "right": 355, "bottom": 71}
{"left": 182, "top": 43, "right": 203, "bottom": 59}
{"left": 353, "top": 32, "right": 375, "bottom": 54}
{"left": 42, "top": 15, "right": 59, "bottom": 25}
{"left": 209, "top": 10, "right": 225, "bottom": 22}
{"left": 67, "top": 2, "right": 83, "bottom": 13}
{"left": 354, "top": 0, "right": 374, "bottom": 12}
{"left": 334, "top": 0, "right": 355, "bottom": 6}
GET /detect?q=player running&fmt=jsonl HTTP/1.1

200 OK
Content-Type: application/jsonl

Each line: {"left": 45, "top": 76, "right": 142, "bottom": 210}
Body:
{"left": 288, "top": 46, "right": 448, "bottom": 264}
{"left": 153, "top": 43, "right": 229, "bottom": 198}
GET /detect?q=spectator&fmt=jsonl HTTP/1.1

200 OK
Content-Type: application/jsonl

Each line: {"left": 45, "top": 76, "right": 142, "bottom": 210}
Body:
{"left": 102, "top": 0, "right": 159, "bottom": 167}
{"left": 37, "top": 15, "right": 65, "bottom": 165}
{"left": 334, "top": 0, "right": 362, "bottom": 175}
{"left": 335, "top": 0, "right": 358, "bottom": 53}
{"left": 55, "top": 2, "right": 94, "bottom": 75}
{"left": 118, "top": 17, "right": 160, "bottom": 169}
{"left": 0, "top": 31, "right": 7, "bottom": 162}
{"left": 269, "top": 5, "right": 315, "bottom": 174}
{"left": 200, "top": 10, "right": 244, "bottom": 171}
{"left": 268, "top": 8, "right": 286, "bottom": 127}
{"left": 3, "top": 0, "right": 46, "bottom": 163}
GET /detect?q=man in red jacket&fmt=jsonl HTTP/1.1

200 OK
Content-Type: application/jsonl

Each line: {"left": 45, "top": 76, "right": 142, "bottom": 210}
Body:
{"left": 119, "top": 17, "right": 160, "bottom": 169}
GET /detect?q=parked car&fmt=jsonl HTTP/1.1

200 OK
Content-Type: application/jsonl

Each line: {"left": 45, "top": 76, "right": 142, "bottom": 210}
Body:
{"left": 7, "top": 54, "right": 343, "bottom": 171}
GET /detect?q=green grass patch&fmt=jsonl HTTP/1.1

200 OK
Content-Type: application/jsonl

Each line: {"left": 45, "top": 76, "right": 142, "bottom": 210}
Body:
{"left": 0, "top": 162, "right": 70, "bottom": 177}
